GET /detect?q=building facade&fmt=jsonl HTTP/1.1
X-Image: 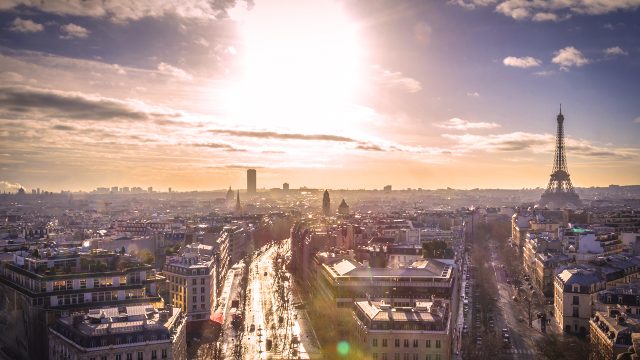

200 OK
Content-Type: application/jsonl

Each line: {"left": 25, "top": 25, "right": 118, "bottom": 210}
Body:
{"left": 164, "top": 247, "right": 215, "bottom": 323}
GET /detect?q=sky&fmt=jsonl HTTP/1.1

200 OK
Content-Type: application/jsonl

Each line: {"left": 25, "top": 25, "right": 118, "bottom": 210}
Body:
{"left": 0, "top": 0, "right": 639, "bottom": 192}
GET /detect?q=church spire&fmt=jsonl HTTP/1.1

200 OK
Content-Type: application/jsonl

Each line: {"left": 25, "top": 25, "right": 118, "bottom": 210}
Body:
{"left": 235, "top": 190, "right": 242, "bottom": 214}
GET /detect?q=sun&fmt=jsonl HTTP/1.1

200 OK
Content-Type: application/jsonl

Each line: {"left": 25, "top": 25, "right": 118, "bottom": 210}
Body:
{"left": 222, "top": 0, "right": 364, "bottom": 133}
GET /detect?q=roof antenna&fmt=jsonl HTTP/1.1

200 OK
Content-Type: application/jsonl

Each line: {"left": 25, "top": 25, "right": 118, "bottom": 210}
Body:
{"left": 559, "top": 103, "right": 562, "bottom": 115}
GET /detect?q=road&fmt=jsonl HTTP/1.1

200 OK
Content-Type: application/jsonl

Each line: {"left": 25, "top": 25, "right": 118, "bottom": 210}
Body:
{"left": 489, "top": 243, "right": 540, "bottom": 359}
{"left": 242, "top": 241, "right": 322, "bottom": 359}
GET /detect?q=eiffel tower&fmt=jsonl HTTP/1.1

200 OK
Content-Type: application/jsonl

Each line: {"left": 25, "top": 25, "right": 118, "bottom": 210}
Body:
{"left": 539, "top": 105, "right": 582, "bottom": 208}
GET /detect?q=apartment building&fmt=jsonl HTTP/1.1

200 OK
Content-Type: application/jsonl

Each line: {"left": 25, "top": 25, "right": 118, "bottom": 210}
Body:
{"left": 164, "top": 244, "right": 215, "bottom": 323}
{"left": 49, "top": 303, "right": 186, "bottom": 360}
{"left": 0, "top": 247, "right": 164, "bottom": 359}
{"left": 353, "top": 299, "right": 451, "bottom": 360}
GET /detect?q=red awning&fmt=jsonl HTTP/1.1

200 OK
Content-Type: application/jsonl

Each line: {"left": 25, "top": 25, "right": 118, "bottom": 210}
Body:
{"left": 210, "top": 311, "right": 224, "bottom": 324}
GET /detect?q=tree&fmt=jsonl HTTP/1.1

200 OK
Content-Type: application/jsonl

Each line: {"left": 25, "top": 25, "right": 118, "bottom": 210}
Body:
{"left": 140, "top": 250, "right": 154, "bottom": 265}
{"left": 422, "top": 240, "right": 453, "bottom": 258}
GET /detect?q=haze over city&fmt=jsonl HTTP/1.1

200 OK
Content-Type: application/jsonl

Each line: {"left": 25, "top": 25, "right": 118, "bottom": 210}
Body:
{"left": 1, "top": 0, "right": 639, "bottom": 192}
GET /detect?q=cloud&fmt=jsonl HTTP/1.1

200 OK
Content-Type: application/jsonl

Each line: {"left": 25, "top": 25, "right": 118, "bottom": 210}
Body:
{"left": 435, "top": 118, "right": 501, "bottom": 130}
{"left": 157, "top": 62, "right": 193, "bottom": 81}
{"left": 443, "top": 131, "right": 638, "bottom": 160}
{"left": 9, "top": 17, "right": 44, "bottom": 33}
{"left": 192, "top": 142, "right": 243, "bottom": 151}
{"left": 355, "top": 143, "right": 386, "bottom": 152}
{"left": 60, "top": 23, "right": 90, "bottom": 39}
{"left": 604, "top": 46, "right": 628, "bottom": 56}
{"left": 532, "top": 12, "right": 559, "bottom": 22}
{"left": 210, "top": 129, "right": 357, "bottom": 143}
{"left": 467, "top": 92, "right": 480, "bottom": 97}
{"left": 633, "top": 117, "right": 640, "bottom": 124}
{"left": 0, "top": 0, "right": 254, "bottom": 22}
{"left": 0, "top": 71, "right": 25, "bottom": 82}
{"left": 0, "top": 85, "right": 173, "bottom": 121}
{"left": 469, "top": 0, "right": 640, "bottom": 21}
{"left": 51, "top": 124, "right": 76, "bottom": 131}
{"left": 503, "top": 56, "right": 542, "bottom": 68}
{"left": 372, "top": 65, "right": 422, "bottom": 93}
{"left": 448, "top": 0, "right": 496, "bottom": 10}
{"left": 552, "top": 46, "right": 589, "bottom": 69}
{"left": 0, "top": 180, "right": 23, "bottom": 192}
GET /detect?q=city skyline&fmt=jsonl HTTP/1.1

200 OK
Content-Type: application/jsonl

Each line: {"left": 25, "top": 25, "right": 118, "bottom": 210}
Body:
{"left": 1, "top": 1, "right": 639, "bottom": 192}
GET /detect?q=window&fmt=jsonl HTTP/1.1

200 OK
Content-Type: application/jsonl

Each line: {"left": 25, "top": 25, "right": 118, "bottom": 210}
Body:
{"left": 80, "top": 280, "right": 87, "bottom": 289}
{"left": 435, "top": 340, "right": 441, "bottom": 349}
{"left": 394, "top": 354, "right": 400, "bottom": 360}
{"left": 395, "top": 339, "right": 400, "bottom": 347}
{"left": 382, "top": 354, "right": 387, "bottom": 360}
{"left": 101, "top": 357, "right": 107, "bottom": 360}
{"left": 413, "top": 355, "right": 418, "bottom": 360}
{"left": 382, "top": 339, "right": 388, "bottom": 347}
{"left": 413, "top": 339, "right": 418, "bottom": 348}
{"left": 137, "top": 351, "right": 143, "bottom": 360}
{"left": 162, "top": 349, "right": 167, "bottom": 359}
{"left": 426, "top": 340, "right": 431, "bottom": 348}
{"left": 572, "top": 296, "right": 579, "bottom": 305}
{"left": 403, "top": 339, "right": 409, "bottom": 347}
{"left": 116, "top": 355, "right": 122, "bottom": 360}
{"left": 53, "top": 280, "right": 66, "bottom": 291}
{"left": 573, "top": 307, "right": 579, "bottom": 317}
{"left": 127, "top": 354, "right": 133, "bottom": 360}
{"left": 193, "top": 296, "right": 197, "bottom": 303}
{"left": 201, "top": 278, "right": 205, "bottom": 285}
{"left": 201, "top": 287, "right": 205, "bottom": 294}
{"left": 201, "top": 295, "right": 205, "bottom": 302}
{"left": 201, "top": 304, "right": 205, "bottom": 310}
{"left": 192, "top": 279, "right": 197, "bottom": 285}
{"left": 193, "top": 304, "right": 197, "bottom": 310}
{"left": 404, "top": 354, "right": 409, "bottom": 360}
{"left": 435, "top": 355, "right": 441, "bottom": 360}
{"left": 373, "top": 354, "right": 378, "bottom": 360}
{"left": 151, "top": 350, "right": 157, "bottom": 360}
{"left": 373, "top": 338, "right": 378, "bottom": 347}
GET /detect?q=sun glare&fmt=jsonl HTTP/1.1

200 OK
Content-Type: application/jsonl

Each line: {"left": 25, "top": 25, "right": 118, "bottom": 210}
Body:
{"left": 223, "top": 0, "right": 364, "bottom": 133}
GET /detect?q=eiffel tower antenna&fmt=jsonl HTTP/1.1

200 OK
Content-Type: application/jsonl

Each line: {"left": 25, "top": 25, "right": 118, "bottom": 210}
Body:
{"left": 539, "top": 106, "right": 581, "bottom": 208}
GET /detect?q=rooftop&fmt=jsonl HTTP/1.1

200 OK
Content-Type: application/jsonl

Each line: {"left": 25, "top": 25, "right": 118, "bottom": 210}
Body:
{"left": 52, "top": 304, "right": 184, "bottom": 348}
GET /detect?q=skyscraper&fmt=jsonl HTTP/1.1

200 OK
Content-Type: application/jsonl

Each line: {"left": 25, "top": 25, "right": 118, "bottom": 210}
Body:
{"left": 247, "top": 169, "right": 256, "bottom": 194}
{"left": 322, "top": 190, "right": 331, "bottom": 216}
